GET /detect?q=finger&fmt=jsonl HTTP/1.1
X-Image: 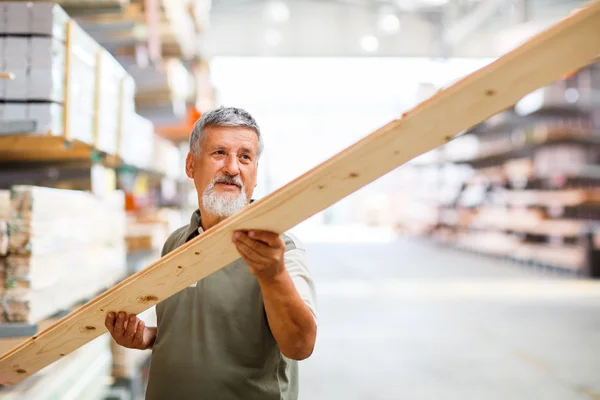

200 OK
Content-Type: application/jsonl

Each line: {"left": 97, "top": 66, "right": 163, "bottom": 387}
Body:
{"left": 114, "top": 312, "right": 126, "bottom": 337}
{"left": 125, "top": 315, "right": 138, "bottom": 338}
{"left": 248, "top": 230, "right": 282, "bottom": 247}
{"left": 105, "top": 312, "right": 116, "bottom": 334}
{"left": 132, "top": 320, "right": 145, "bottom": 348}
{"left": 234, "top": 231, "right": 271, "bottom": 255}
{"left": 235, "top": 239, "right": 270, "bottom": 264}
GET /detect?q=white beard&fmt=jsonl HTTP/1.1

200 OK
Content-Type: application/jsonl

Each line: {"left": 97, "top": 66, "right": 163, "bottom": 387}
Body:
{"left": 202, "top": 175, "right": 247, "bottom": 218}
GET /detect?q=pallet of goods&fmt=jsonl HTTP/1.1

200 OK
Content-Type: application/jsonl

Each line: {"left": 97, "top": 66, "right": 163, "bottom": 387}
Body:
{"left": 0, "top": 2, "right": 138, "bottom": 162}
{"left": 0, "top": 185, "right": 127, "bottom": 324}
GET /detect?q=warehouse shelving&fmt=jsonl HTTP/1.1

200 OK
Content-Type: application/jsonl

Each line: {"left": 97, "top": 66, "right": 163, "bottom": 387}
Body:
{"left": 397, "top": 63, "right": 600, "bottom": 277}
{"left": 0, "top": 3, "right": 191, "bottom": 398}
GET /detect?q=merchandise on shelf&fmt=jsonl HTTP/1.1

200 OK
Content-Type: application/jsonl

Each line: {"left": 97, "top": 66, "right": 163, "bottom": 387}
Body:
{"left": 0, "top": 2, "right": 138, "bottom": 159}
{"left": 0, "top": 2, "right": 69, "bottom": 136}
{"left": 95, "top": 49, "right": 128, "bottom": 155}
{"left": 396, "top": 64, "right": 600, "bottom": 276}
{"left": 0, "top": 186, "right": 127, "bottom": 323}
{"left": 1, "top": 37, "right": 66, "bottom": 102}
{"left": 120, "top": 113, "right": 155, "bottom": 170}
{"left": 0, "top": 103, "right": 65, "bottom": 137}
{"left": 0, "top": 190, "right": 8, "bottom": 256}
{"left": 0, "top": 333, "right": 111, "bottom": 400}
{"left": 153, "top": 135, "right": 184, "bottom": 179}
{"left": 0, "top": 2, "right": 69, "bottom": 38}
{"left": 64, "top": 21, "right": 100, "bottom": 145}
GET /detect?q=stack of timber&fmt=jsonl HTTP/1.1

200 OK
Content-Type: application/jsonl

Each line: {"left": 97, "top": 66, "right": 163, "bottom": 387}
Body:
{"left": 0, "top": 2, "right": 177, "bottom": 177}
{"left": 0, "top": 323, "right": 111, "bottom": 400}
{"left": 396, "top": 63, "right": 600, "bottom": 275}
{"left": 0, "top": 185, "right": 127, "bottom": 324}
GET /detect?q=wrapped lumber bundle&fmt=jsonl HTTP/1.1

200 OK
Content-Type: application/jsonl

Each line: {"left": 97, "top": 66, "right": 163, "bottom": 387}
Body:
{"left": 0, "top": 2, "right": 69, "bottom": 136}
{"left": 120, "top": 113, "right": 155, "bottom": 170}
{"left": 1, "top": 186, "right": 127, "bottom": 323}
{"left": 0, "top": 2, "right": 69, "bottom": 37}
{"left": 0, "top": 333, "right": 111, "bottom": 400}
{"left": 0, "top": 190, "right": 8, "bottom": 256}
{"left": 0, "top": 2, "right": 112, "bottom": 144}
{"left": 95, "top": 49, "right": 128, "bottom": 155}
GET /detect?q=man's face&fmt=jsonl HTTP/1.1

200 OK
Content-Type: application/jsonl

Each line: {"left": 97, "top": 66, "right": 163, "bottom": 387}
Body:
{"left": 186, "top": 126, "right": 259, "bottom": 218}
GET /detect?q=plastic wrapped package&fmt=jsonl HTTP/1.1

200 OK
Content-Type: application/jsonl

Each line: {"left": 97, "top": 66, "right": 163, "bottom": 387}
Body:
{"left": 65, "top": 22, "right": 100, "bottom": 145}
{"left": 0, "top": 1, "right": 69, "bottom": 39}
{"left": 95, "top": 50, "right": 128, "bottom": 155}
{"left": 1, "top": 37, "right": 66, "bottom": 102}
{"left": 121, "top": 114, "right": 155, "bottom": 170}
{"left": 1, "top": 186, "right": 127, "bottom": 323}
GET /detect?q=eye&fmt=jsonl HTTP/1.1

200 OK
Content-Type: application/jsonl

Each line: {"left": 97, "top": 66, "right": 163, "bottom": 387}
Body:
{"left": 213, "top": 150, "right": 225, "bottom": 156}
{"left": 241, "top": 154, "right": 251, "bottom": 160}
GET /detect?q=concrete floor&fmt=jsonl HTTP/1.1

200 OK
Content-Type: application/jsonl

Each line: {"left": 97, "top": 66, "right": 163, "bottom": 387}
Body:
{"left": 298, "top": 236, "right": 600, "bottom": 400}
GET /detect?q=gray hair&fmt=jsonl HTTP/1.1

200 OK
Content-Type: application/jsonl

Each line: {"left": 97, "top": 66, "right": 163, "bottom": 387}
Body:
{"left": 189, "top": 106, "right": 264, "bottom": 160}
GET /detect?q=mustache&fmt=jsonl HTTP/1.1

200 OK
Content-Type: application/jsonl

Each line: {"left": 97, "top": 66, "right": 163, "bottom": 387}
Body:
{"left": 213, "top": 174, "right": 243, "bottom": 188}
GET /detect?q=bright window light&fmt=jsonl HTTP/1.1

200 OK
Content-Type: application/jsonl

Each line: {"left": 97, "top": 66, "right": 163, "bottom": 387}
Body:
{"left": 360, "top": 35, "right": 379, "bottom": 52}
{"left": 378, "top": 14, "right": 400, "bottom": 34}
{"left": 265, "top": 1, "right": 290, "bottom": 23}
{"left": 265, "top": 28, "right": 283, "bottom": 47}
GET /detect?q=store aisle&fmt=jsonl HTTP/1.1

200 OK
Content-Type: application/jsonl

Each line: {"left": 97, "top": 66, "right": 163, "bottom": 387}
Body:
{"left": 298, "top": 235, "right": 600, "bottom": 400}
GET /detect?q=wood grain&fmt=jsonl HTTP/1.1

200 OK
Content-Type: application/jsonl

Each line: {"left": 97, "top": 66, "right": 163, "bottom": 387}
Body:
{"left": 1, "top": 0, "right": 600, "bottom": 386}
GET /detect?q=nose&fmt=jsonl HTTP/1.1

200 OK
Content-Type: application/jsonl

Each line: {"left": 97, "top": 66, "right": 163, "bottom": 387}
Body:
{"left": 222, "top": 154, "right": 240, "bottom": 176}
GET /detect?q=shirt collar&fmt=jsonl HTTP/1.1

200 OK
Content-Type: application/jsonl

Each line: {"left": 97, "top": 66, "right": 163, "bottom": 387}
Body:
{"left": 184, "top": 209, "right": 203, "bottom": 242}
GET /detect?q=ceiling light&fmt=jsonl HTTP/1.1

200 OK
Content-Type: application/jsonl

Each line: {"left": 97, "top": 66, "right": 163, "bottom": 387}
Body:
{"left": 378, "top": 14, "right": 400, "bottom": 34}
{"left": 420, "top": 0, "right": 449, "bottom": 6}
{"left": 265, "top": 1, "right": 290, "bottom": 23}
{"left": 360, "top": 35, "right": 379, "bottom": 52}
{"left": 265, "top": 28, "right": 283, "bottom": 47}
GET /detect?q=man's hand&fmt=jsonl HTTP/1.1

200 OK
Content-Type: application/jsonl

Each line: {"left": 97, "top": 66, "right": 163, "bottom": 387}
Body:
{"left": 232, "top": 230, "right": 285, "bottom": 281}
{"left": 105, "top": 312, "right": 157, "bottom": 350}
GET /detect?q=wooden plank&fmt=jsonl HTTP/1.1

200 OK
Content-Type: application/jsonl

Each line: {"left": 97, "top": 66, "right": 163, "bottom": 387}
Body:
{"left": 1, "top": 0, "right": 600, "bottom": 386}
{"left": 0, "top": 136, "right": 72, "bottom": 153}
{"left": 0, "top": 136, "right": 97, "bottom": 161}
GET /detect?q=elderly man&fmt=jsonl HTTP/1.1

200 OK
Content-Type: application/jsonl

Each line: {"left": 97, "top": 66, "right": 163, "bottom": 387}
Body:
{"left": 105, "top": 107, "right": 318, "bottom": 399}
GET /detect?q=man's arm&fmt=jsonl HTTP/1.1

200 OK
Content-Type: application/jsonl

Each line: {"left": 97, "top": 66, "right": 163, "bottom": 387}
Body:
{"left": 233, "top": 230, "right": 317, "bottom": 360}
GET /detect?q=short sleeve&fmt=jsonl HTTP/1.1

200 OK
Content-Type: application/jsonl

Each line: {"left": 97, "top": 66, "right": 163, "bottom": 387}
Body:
{"left": 283, "top": 240, "right": 319, "bottom": 326}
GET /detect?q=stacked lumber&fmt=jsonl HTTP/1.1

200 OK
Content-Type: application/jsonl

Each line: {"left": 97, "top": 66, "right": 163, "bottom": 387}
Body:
{"left": 0, "top": 2, "right": 69, "bottom": 135}
{"left": 0, "top": 186, "right": 127, "bottom": 323}
{"left": 0, "top": 190, "right": 9, "bottom": 256}
{"left": 0, "top": 333, "right": 111, "bottom": 400}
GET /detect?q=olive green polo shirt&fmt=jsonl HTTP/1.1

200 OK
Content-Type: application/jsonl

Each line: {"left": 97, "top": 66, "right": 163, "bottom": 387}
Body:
{"left": 145, "top": 209, "right": 317, "bottom": 400}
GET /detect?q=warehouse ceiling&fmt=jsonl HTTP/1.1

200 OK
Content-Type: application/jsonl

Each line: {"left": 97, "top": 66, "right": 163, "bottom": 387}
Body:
{"left": 203, "top": 0, "right": 591, "bottom": 57}
{"left": 52, "top": 0, "right": 591, "bottom": 136}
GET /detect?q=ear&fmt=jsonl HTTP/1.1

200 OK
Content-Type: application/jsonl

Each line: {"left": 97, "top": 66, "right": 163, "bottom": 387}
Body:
{"left": 185, "top": 151, "right": 195, "bottom": 179}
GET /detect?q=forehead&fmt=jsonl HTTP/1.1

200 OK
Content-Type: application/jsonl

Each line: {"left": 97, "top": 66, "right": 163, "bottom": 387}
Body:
{"left": 203, "top": 126, "right": 258, "bottom": 151}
